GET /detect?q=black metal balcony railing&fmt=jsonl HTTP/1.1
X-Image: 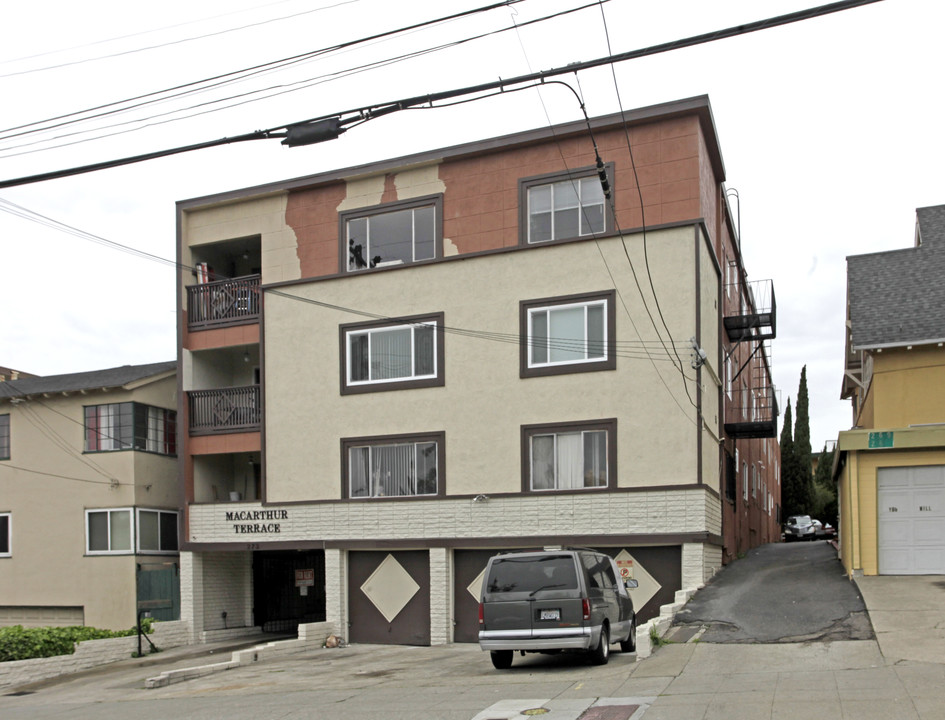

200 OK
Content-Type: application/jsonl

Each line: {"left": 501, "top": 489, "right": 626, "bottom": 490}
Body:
{"left": 724, "top": 279, "right": 776, "bottom": 342}
{"left": 187, "top": 275, "right": 260, "bottom": 330}
{"left": 188, "top": 385, "right": 260, "bottom": 435}
{"left": 724, "top": 385, "right": 779, "bottom": 439}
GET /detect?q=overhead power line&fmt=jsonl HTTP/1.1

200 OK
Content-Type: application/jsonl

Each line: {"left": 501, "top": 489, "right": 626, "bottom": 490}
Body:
{"left": 0, "top": 0, "right": 526, "bottom": 142}
{"left": 0, "top": 0, "right": 884, "bottom": 189}
{"left": 0, "top": 1, "right": 599, "bottom": 160}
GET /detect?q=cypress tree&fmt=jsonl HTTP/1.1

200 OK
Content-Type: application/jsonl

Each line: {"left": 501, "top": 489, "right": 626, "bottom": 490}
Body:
{"left": 794, "top": 366, "right": 814, "bottom": 512}
{"left": 779, "top": 399, "right": 802, "bottom": 518}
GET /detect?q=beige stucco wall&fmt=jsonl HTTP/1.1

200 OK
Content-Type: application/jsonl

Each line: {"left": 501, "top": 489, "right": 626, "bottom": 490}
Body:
{"left": 179, "top": 193, "right": 299, "bottom": 290}
{"left": 0, "top": 375, "right": 179, "bottom": 630}
{"left": 697, "top": 224, "right": 722, "bottom": 496}
{"left": 263, "top": 225, "right": 706, "bottom": 503}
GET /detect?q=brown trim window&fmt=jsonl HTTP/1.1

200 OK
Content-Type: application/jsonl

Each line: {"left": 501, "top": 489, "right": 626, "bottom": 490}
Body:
{"left": 340, "top": 313, "right": 445, "bottom": 394}
{"left": 522, "top": 419, "right": 617, "bottom": 492}
{"left": 519, "top": 164, "right": 613, "bottom": 245}
{"left": 342, "top": 432, "right": 445, "bottom": 499}
{"left": 520, "top": 290, "right": 616, "bottom": 378}
{"left": 340, "top": 195, "right": 443, "bottom": 272}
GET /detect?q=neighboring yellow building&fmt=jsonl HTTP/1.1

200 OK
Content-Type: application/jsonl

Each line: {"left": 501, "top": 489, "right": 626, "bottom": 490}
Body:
{"left": 0, "top": 363, "right": 180, "bottom": 629}
{"left": 835, "top": 205, "right": 945, "bottom": 576}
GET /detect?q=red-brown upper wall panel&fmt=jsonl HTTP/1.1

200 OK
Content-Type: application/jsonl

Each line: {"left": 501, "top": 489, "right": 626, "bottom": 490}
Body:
{"left": 285, "top": 114, "right": 716, "bottom": 279}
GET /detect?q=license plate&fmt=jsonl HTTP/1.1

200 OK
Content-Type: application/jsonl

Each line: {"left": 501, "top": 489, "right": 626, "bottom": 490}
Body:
{"left": 539, "top": 609, "right": 561, "bottom": 621}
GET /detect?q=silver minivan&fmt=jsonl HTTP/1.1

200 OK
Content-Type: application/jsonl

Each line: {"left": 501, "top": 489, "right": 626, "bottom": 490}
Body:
{"left": 478, "top": 548, "right": 638, "bottom": 669}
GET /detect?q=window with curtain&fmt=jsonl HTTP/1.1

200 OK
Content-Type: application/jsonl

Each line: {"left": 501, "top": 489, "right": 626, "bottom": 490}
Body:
{"left": 523, "top": 420, "right": 615, "bottom": 492}
{"left": 342, "top": 196, "right": 441, "bottom": 272}
{"left": 86, "top": 508, "right": 133, "bottom": 554}
{"left": 84, "top": 402, "right": 176, "bottom": 455}
{"left": 519, "top": 165, "right": 612, "bottom": 245}
{"left": 341, "top": 313, "right": 444, "bottom": 394}
{"left": 344, "top": 434, "right": 442, "bottom": 498}
{"left": 520, "top": 291, "right": 615, "bottom": 378}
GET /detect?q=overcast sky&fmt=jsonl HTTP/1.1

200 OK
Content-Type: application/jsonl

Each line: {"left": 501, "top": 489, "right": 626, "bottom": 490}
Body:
{"left": 1, "top": 0, "right": 941, "bottom": 451}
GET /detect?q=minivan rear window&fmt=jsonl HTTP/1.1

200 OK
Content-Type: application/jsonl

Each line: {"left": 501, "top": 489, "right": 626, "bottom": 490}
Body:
{"left": 486, "top": 555, "right": 578, "bottom": 593}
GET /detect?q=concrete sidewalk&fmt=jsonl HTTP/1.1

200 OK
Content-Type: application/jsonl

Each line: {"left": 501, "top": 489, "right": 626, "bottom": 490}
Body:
{"left": 632, "top": 640, "right": 945, "bottom": 720}
{"left": 855, "top": 575, "right": 945, "bottom": 665}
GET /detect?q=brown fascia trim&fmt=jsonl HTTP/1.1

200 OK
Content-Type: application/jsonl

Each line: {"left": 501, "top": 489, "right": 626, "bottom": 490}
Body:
{"left": 175, "top": 95, "right": 723, "bottom": 213}
{"left": 182, "top": 531, "right": 723, "bottom": 553}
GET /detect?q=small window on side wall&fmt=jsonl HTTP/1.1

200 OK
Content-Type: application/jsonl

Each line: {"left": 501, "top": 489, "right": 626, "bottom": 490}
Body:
{"left": 86, "top": 508, "right": 133, "bottom": 554}
{"left": 520, "top": 290, "right": 616, "bottom": 378}
{"left": 340, "top": 195, "right": 442, "bottom": 272}
{"left": 137, "top": 509, "right": 179, "bottom": 553}
{"left": 0, "top": 513, "right": 10, "bottom": 556}
{"left": 0, "top": 414, "right": 9, "bottom": 460}
{"left": 340, "top": 313, "right": 445, "bottom": 394}
{"left": 342, "top": 432, "right": 444, "bottom": 499}
{"left": 522, "top": 419, "right": 616, "bottom": 492}
{"left": 520, "top": 164, "right": 613, "bottom": 245}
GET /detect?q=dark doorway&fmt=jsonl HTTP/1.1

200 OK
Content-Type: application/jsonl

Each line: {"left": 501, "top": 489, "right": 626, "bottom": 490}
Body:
{"left": 253, "top": 550, "right": 325, "bottom": 633}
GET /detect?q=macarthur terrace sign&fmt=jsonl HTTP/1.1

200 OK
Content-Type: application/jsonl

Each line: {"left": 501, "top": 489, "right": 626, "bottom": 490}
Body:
{"left": 225, "top": 509, "right": 289, "bottom": 534}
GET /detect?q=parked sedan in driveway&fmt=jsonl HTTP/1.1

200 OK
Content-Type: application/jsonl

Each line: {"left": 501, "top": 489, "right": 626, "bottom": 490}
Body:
{"left": 784, "top": 515, "right": 817, "bottom": 542}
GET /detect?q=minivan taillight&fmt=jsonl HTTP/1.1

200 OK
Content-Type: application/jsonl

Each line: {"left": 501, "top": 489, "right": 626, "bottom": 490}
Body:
{"left": 582, "top": 598, "right": 591, "bottom": 621}
{"left": 479, "top": 602, "right": 484, "bottom": 625}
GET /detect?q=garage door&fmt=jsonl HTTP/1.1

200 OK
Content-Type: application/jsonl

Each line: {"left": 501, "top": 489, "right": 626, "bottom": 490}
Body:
{"left": 348, "top": 551, "right": 430, "bottom": 645}
{"left": 878, "top": 466, "right": 945, "bottom": 574}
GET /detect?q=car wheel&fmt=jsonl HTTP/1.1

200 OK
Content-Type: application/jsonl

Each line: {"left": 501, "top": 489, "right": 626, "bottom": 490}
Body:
{"left": 490, "top": 650, "right": 513, "bottom": 670}
{"left": 589, "top": 625, "right": 610, "bottom": 665}
{"left": 620, "top": 615, "right": 636, "bottom": 653}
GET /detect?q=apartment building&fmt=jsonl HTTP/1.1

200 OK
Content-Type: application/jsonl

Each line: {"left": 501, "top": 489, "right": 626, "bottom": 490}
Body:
{"left": 0, "top": 363, "right": 179, "bottom": 629}
{"left": 176, "top": 95, "right": 779, "bottom": 645}
{"left": 836, "top": 204, "right": 945, "bottom": 575}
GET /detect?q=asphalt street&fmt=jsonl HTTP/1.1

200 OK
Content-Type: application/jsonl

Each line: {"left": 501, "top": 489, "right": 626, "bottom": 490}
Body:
{"left": 4, "top": 542, "right": 944, "bottom": 719}
{"left": 670, "top": 540, "right": 874, "bottom": 643}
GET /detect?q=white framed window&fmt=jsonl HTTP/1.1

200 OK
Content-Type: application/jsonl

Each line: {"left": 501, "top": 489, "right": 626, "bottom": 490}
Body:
{"left": 84, "top": 402, "right": 176, "bottom": 455}
{"left": 342, "top": 196, "right": 441, "bottom": 272}
{"left": 521, "top": 291, "right": 616, "bottom": 377}
{"left": 521, "top": 166, "right": 611, "bottom": 244}
{"left": 742, "top": 462, "right": 748, "bottom": 501}
{"left": 0, "top": 513, "right": 10, "bottom": 556}
{"left": 523, "top": 419, "right": 616, "bottom": 492}
{"left": 86, "top": 508, "right": 133, "bottom": 554}
{"left": 344, "top": 433, "right": 442, "bottom": 498}
{"left": 136, "top": 509, "right": 179, "bottom": 553}
{"left": 342, "top": 314, "right": 443, "bottom": 394}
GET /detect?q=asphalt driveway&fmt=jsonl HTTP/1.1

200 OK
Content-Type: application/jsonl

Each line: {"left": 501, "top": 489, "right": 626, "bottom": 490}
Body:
{"left": 670, "top": 541, "right": 874, "bottom": 643}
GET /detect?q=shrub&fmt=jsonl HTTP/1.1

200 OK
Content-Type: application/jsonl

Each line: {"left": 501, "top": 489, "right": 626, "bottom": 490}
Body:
{"left": 0, "top": 619, "right": 153, "bottom": 662}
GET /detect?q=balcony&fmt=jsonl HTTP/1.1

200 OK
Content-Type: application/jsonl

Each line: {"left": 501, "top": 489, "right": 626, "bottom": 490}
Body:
{"left": 188, "top": 385, "right": 260, "bottom": 435}
{"left": 725, "top": 279, "right": 776, "bottom": 342}
{"left": 724, "top": 384, "right": 779, "bottom": 439}
{"left": 187, "top": 275, "right": 260, "bottom": 330}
